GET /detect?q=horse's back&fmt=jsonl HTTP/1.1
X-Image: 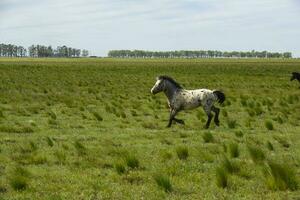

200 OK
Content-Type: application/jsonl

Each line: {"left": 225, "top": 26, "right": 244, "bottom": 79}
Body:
{"left": 178, "top": 89, "right": 215, "bottom": 109}
{"left": 188, "top": 89, "right": 214, "bottom": 99}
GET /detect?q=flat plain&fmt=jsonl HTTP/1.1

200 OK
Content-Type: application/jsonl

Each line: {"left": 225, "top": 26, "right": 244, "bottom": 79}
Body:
{"left": 0, "top": 58, "right": 299, "bottom": 199}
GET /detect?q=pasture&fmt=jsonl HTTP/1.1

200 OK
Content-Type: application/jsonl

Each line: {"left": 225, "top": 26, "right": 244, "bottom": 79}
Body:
{"left": 0, "top": 58, "right": 299, "bottom": 199}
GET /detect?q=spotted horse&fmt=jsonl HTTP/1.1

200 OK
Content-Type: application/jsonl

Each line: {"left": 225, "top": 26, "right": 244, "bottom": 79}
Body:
{"left": 151, "top": 76, "right": 225, "bottom": 129}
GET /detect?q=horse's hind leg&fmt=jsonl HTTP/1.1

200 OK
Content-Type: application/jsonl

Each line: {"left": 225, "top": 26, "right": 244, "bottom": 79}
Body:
{"left": 211, "top": 106, "right": 220, "bottom": 126}
{"left": 203, "top": 104, "right": 213, "bottom": 129}
{"left": 205, "top": 113, "right": 213, "bottom": 129}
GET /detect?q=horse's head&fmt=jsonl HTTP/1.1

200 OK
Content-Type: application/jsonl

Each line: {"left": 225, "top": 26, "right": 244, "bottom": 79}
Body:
{"left": 151, "top": 77, "right": 165, "bottom": 94}
{"left": 291, "top": 72, "right": 297, "bottom": 81}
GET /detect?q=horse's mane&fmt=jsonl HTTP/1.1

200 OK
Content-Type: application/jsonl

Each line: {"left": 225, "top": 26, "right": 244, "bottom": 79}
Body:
{"left": 158, "top": 75, "right": 183, "bottom": 89}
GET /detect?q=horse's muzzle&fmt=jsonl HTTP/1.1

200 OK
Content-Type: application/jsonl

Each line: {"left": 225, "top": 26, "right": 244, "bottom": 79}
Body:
{"left": 151, "top": 89, "right": 157, "bottom": 94}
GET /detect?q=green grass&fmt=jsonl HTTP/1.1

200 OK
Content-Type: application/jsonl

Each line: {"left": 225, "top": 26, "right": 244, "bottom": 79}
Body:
{"left": 202, "top": 132, "right": 214, "bottom": 143}
{"left": 154, "top": 174, "right": 173, "bottom": 192}
{"left": 92, "top": 111, "right": 103, "bottom": 121}
{"left": 115, "top": 163, "right": 126, "bottom": 175}
{"left": 176, "top": 146, "right": 189, "bottom": 160}
{"left": 227, "top": 119, "right": 237, "bottom": 129}
{"left": 124, "top": 154, "right": 140, "bottom": 169}
{"left": 263, "top": 161, "right": 298, "bottom": 191}
{"left": 228, "top": 142, "right": 240, "bottom": 158}
{"left": 235, "top": 130, "right": 244, "bottom": 138}
{"left": 46, "top": 137, "right": 54, "bottom": 147}
{"left": 221, "top": 156, "right": 240, "bottom": 174}
{"left": 9, "top": 176, "right": 28, "bottom": 191}
{"left": 9, "top": 167, "right": 31, "bottom": 191}
{"left": 265, "top": 120, "right": 274, "bottom": 130}
{"left": 247, "top": 145, "right": 265, "bottom": 164}
{"left": 216, "top": 166, "right": 228, "bottom": 188}
{"left": 0, "top": 57, "right": 299, "bottom": 199}
{"left": 74, "top": 140, "right": 86, "bottom": 155}
{"left": 266, "top": 141, "right": 274, "bottom": 151}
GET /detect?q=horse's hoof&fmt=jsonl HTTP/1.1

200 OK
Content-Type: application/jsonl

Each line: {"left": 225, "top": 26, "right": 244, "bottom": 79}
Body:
{"left": 215, "top": 122, "right": 220, "bottom": 126}
{"left": 178, "top": 120, "right": 185, "bottom": 125}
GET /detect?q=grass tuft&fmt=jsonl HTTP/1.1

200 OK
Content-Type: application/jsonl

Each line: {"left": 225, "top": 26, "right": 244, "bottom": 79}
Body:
{"left": 141, "top": 122, "right": 157, "bottom": 129}
{"left": 247, "top": 145, "right": 265, "bottom": 164}
{"left": 265, "top": 120, "right": 274, "bottom": 130}
{"left": 0, "top": 110, "right": 4, "bottom": 118}
{"left": 161, "top": 151, "right": 173, "bottom": 160}
{"left": 74, "top": 140, "right": 86, "bottom": 155}
{"left": 276, "top": 137, "right": 290, "bottom": 148}
{"left": 227, "top": 119, "right": 237, "bottom": 129}
{"left": 48, "top": 119, "right": 58, "bottom": 126}
{"left": 29, "top": 141, "right": 38, "bottom": 152}
{"left": 9, "top": 166, "right": 30, "bottom": 191}
{"left": 10, "top": 176, "right": 28, "bottom": 191}
{"left": 216, "top": 166, "right": 228, "bottom": 188}
{"left": 0, "top": 125, "right": 34, "bottom": 133}
{"left": 221, "top": 156, "right": 239, "bottom": 174}
{"left": 92, "top": 111, "right": 103, "bottom": 121}
{"left": 228, "top": 142, "right": 239, "bottom": 158}
{"left": 46, "top": 137, "right": 54, "bottom": 147}
{"left": 14, "top": 166, "right": 31, "bottom": 177}
{"left": 235, "top": 130, "right": 244, "bottom": 138}
{"left": 48, "top": 110, "right": 57, "bottom": 120}
{"left": 176, "top": 146, "right": 189, "bottom": 160}
{"left": 115, "top": 163, "right": 126, "bottom": 175}
{"left": 274, "top": 115, "right": 284, "bottom": 124}
{"left": 202, "top": 132, "right": 214, "bottom": 143}
{"left": 154, "top": 174, "right": 173, "bottom": 192}
{"left": 266, "top": 141, "right": 274, "bottom": 151}
{"left": 0, "top": 184, "right": 7, "bottom": 193}
{"left": 263, "top": 161, "right": 298, "bottom": 191}
{"left": 54, "top": 150, "right": 66, "bottom": 165}
{"left": 125, "top": 154, "right": 139, "bottom": 169}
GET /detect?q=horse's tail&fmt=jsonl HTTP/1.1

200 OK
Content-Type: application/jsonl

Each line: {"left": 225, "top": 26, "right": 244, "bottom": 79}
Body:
{"left": 213, "top": 90, "right": 225, "bottom": 104}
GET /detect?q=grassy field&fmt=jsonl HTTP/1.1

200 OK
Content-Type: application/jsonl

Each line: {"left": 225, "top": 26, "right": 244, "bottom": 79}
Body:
{"left": 0, "top": 58, "right": 299, "bottom": 199}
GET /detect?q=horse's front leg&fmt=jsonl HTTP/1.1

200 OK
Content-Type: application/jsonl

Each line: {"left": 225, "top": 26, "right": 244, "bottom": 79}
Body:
{"left": 173, "top": 118, "right": 185, "bottom": 125}
{"left": 167, "top": 109, "right": 178, "bottom": 127}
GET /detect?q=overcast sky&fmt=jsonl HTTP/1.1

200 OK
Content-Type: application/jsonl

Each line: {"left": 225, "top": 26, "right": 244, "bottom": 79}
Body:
{"left": 1, "top": 0, "right": 300, "bottom": 57}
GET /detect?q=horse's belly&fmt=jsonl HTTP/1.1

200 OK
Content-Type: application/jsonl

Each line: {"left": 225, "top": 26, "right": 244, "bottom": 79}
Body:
{"left": 183, "top": 99, "right": 201, "bottom": 110}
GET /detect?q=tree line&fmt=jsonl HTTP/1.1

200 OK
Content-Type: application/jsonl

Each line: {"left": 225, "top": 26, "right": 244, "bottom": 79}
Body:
{"left": 108, "top": 50, "right": 293, "bottom": 58}
{"left": 0, "top": 43, "right": 89, "bottom": 57}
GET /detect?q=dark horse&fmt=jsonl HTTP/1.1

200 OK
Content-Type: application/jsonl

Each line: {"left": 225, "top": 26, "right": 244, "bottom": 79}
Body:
{"left": 151, "top": 76, "right": 225, "bottom": 128}
{"left": 291, "top": 72, "right": 300, "bottom": 85}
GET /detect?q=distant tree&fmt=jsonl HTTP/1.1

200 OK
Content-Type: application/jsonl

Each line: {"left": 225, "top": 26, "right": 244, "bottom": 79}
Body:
{"left": 82, "top": 49, "right": 89, "bottom": 57}
{"left": 0, "top": 43, "right": 88, "bottom": 58}
{"left": 283, "top": 52, "right": 292, "bottom": 58}
{"left": 107, "top": 50, "right": 293, "bottom": 59}
{"left": 75, "top": 49, "right": 81, "bottom": 57}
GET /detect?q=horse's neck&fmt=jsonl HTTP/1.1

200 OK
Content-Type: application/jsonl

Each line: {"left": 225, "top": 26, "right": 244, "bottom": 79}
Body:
{"left": 164, "top": 81, "right": 179, "bottom": 102}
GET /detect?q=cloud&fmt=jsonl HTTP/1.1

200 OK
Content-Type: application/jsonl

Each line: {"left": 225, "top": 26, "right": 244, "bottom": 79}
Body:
{"left": 0, "top": 0, "right": 299, "bottom": 57}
